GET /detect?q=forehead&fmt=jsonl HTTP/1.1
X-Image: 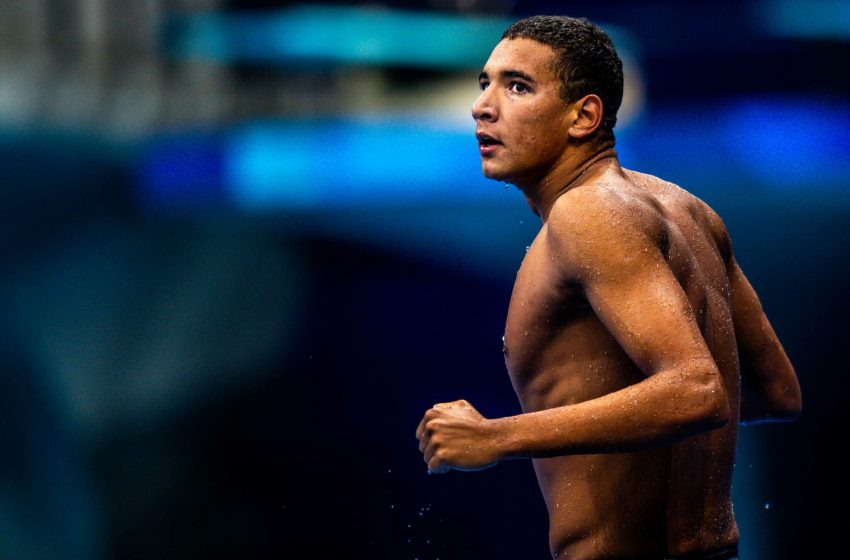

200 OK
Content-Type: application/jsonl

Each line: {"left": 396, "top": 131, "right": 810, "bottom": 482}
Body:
{"left": 483, "top": 37, "right": 559, "bottom": 81}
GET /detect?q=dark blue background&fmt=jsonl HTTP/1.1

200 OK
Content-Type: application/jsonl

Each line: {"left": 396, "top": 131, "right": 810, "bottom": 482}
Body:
{"left": 0, "top": 1, "right": 847, "bottom": 558}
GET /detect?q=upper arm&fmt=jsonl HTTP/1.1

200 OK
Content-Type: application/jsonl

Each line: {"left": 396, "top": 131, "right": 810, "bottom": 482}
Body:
{"left": 727, "top": 253, "right": 802, "bottom": 418}
{"left": 696, "top": 196, "right": 801, "bottom": 419}
{"left": 698, "top": 197, "right": 801, "bottom": 419}
{"left": 547, "top": 192, "right": 721, "bottom": 385}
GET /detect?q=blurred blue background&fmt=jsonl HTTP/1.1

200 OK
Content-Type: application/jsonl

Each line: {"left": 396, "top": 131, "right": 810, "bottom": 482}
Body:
{"left": 0, "top": 1, "right": 847, "bottom": 558}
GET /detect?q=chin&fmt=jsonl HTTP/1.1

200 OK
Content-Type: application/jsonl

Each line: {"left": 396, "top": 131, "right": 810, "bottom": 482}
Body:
{"left": 481, "top": 162, "right": 510, "bottom": 182}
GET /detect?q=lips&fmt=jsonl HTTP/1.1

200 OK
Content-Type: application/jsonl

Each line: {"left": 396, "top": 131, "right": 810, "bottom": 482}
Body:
{"left": 476, "top": 132, "right": 502, "bottom": 156}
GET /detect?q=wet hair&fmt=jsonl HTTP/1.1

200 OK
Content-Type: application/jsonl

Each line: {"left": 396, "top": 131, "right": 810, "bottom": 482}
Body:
{"left": 502, "top": 15, "right": 624, "bottom": 134}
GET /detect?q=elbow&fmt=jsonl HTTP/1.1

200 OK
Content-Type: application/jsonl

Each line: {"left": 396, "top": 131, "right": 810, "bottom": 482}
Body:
{"left": 787, "top": 395, "right": 803, "bottom": 420}
{"left": 692, "top": 370, "right": 731, "bottom": 431}
{"left": 781, "top": 372, "right": 803, "bottom": 420}
{"left": 766, "top": 369, "right": 803, "bottom": 421}
{"left": 773, "top": 391, "right": 802, "bottom": 422}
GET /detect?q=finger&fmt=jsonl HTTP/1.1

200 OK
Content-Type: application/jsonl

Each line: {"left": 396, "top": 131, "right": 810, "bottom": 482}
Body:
{"left": 423, "top": 438, "right": 435, "bottom": 461}
{"left": 428, "top": 454, "right": 450, "bottom": 474}
{"left": 435, "top": 399, "right": 470, "bottom": 410}
{"left": 416, "top": 408, "right": 440, "bottom": 439}
{"left": 425, "top": 438, "right": 448, "bottom": 469}
{"left": 416, "top": 415, "right": 426, "bottom": 440}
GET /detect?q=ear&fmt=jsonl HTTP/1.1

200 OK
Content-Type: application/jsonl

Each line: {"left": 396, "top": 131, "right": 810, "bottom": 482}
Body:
{"left": 568, "top": 94, "right": 604, "bottom": 139}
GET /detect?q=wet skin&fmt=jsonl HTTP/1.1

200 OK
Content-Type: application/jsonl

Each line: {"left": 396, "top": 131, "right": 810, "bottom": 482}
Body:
{"left": 416, "top": 38, "right": 801, "bottom": 559}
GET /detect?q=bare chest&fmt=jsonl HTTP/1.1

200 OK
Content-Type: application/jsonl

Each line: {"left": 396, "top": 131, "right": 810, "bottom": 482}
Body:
{"left": 503, "top": 229, "right": 584, "bottom": 374}
{"left": 503, "top": 228, "right": 640, "bottom": 410}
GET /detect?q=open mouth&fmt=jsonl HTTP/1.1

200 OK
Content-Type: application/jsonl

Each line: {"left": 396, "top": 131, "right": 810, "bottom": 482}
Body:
{"left": 477, "top": 133, "right": 503, "bottom": 155}
{"left": 476, "top": 133, "right": 502, "bottom": 147}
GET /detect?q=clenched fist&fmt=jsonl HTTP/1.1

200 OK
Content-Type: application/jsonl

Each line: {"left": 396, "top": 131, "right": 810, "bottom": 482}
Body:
{"left": 415, "top": 399, "right": 507, "bottom": 474}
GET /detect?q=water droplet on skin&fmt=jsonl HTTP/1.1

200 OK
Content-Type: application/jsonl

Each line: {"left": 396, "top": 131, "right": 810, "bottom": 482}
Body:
{"left": 525, "top": 245, "right": 530, "bottom": 253}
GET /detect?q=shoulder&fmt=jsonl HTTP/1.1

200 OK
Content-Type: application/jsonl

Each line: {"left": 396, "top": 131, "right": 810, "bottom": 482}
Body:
{"left": 692, "top": 196, "right": 734, "bottom": 263}
{"left": 626, "top": 168, "right": 734, "bottom": 262}
{"left": 547, "top": 180, "right": 664, "bottom": 249}
{"left": 545, "top": 183, "right": 663, "bottom": 279}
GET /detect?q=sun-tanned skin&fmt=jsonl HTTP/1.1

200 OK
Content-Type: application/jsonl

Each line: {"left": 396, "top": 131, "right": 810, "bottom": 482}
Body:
{"left": 415, "top": 37, "right": 801, "bottom": 559}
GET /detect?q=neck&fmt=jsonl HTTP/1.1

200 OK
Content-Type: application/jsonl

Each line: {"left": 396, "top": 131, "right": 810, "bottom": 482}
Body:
{"left": 517, "top": 138, "right": 619, "bottom": 222}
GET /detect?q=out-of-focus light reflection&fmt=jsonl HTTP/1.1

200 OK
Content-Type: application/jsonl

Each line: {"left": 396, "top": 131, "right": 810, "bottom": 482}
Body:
{"left": 166, "top": 5, "right": 512, "bottom": 69}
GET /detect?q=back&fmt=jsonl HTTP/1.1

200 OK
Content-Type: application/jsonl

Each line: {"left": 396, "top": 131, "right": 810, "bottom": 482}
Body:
{"left": 626, "top": 169, "right": 742, "bottom": 555}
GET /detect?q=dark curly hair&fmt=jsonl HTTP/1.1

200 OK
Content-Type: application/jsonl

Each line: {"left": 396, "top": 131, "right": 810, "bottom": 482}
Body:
{"left": 502, "top": 15, "right": 624, "bottom": 135}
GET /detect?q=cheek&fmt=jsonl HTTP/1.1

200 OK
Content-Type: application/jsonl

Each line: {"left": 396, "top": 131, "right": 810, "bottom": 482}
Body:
{"left": 515, "top": 118, "right": 563, "bottom": 158}
{"left": 513, "top": 115, "right": 546, "bottom": 146}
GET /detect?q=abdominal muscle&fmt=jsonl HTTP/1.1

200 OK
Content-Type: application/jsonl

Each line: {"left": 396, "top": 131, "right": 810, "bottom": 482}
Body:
{"left": 514, "top": 338, "right": 672, "bottom": 559}
{"left": 508, "top": 313, "right": 739, "bottom": 559}
{"left": 533, "top": 449, "right": 670, "bottom": 559}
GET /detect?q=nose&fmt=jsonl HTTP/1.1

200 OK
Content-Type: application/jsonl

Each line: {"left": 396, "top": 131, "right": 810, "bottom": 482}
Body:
{"left": 471, "top": 88, "right": 497, "bottom": 122}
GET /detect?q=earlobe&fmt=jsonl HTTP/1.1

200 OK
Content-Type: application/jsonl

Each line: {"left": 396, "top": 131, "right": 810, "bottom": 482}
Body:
{"left": 568, "top": 94, "right": 604, "bottom": 139}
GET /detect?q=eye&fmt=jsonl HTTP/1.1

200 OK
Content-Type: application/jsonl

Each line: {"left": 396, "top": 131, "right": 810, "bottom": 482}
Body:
{"left": 509, "top": 81, "right": 529, "bottom": 93}
{"left": 479, "top": 80, "right": 490, "bottom": 91}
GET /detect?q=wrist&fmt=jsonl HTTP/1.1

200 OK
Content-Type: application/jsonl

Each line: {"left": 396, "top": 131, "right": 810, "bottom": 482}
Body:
{"left": 489, "top": 415, "right": 521, "bottom": 460}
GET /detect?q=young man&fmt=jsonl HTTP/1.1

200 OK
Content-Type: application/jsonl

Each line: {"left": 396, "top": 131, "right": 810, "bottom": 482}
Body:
{"left": 415, "top": 15, "right": 801, "bottom": 560}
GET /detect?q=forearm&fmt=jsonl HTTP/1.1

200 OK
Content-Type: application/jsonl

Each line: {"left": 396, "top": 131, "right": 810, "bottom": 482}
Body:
{"left": 495, "top": 366, "right": 730, "bottom": 459}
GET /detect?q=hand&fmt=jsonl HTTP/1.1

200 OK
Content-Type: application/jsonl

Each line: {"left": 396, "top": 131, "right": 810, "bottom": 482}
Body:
{"left": 415, "top": 399, "right": 505, "bottom": 474}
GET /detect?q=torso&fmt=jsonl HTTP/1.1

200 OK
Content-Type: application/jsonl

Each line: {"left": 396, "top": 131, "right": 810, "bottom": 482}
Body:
{"left": 504, "top": 167, "right": 740, "bottom": 559}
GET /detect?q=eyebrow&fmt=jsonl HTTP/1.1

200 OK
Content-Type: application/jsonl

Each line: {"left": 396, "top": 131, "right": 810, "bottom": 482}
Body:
{"left": 478, "top": 69, "right": 537, "bottom": 84}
